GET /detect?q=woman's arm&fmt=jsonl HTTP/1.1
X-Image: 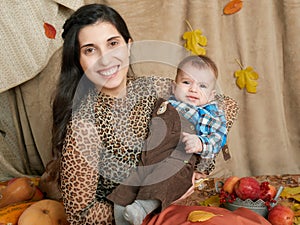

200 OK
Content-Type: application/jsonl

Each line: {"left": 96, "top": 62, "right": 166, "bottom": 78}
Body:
{"left": 60, "top": 119, "right": 113, "bottom": 224}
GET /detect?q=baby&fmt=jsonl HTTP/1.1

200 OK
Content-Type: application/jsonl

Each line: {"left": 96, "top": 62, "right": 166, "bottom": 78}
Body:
{"left": 108, "top": 55, "right": 227, "bottom": 225}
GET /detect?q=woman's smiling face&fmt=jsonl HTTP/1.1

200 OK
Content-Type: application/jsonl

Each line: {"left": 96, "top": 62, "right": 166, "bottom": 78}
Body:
{"left": 79, "top": 21, "right": 131, "bottom": 97}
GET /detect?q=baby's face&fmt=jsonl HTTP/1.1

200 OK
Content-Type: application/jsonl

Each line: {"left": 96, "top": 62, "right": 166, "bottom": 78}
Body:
{"left": 172, "top": 64, "right": 216, "bottom": 106}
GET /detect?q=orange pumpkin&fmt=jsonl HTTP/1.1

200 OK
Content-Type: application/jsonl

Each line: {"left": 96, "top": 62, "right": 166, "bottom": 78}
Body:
{"left": 0, "top": 184, "right": 6, "bottom": 193}
{"left": 18, "top": 199, "right": 69, "bottom": 225}
{"left": 0, "top": 201, "right": 36, "bottom": 225}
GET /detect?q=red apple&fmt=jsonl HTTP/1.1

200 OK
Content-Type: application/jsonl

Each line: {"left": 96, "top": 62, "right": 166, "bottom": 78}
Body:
{"left": 268, "top": 204, "right": 294, "bottom": 225}
{"left": 234, "top": 177, "right": 260, "bottom": 200}
{"left": 223, "top": 176, "right": 240, "bottom": 194}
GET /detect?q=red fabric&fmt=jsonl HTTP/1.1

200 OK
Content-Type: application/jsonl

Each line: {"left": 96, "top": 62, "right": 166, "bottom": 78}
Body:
{"left": 142, "top": 205, "right": 271, "bottom": 225}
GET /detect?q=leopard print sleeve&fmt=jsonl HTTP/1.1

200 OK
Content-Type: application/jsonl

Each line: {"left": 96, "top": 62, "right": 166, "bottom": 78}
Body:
{"left": 148, "top": 76, "right": 173, "bottom": 99}
{"left": 60, "top": 114, "right": 113, "bottom": 224}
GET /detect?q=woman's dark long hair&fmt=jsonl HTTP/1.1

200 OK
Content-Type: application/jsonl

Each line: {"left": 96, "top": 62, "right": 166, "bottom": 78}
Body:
{"left": 52, "top": 4, "right": 133, "bottom": 158}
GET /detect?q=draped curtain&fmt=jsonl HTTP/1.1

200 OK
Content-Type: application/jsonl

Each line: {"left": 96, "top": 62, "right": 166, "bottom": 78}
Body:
{"left": 0, "top": 0, "right": 299, "bottom": 180}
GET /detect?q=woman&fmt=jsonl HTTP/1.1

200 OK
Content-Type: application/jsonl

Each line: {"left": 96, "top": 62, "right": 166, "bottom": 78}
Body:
{"left": 52, "top": 4, "right": 172, "bottom": 224}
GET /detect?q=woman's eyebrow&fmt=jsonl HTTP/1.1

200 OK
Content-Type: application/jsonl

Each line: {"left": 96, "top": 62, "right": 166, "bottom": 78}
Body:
{"left": 80, "top": 43, "right": 94, "bottom": 49}
{"left": 107, "top": 35, "right": 122, "bottom": 41}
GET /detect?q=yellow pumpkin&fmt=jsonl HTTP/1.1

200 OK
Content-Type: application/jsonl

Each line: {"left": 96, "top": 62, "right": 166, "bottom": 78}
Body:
{"left": 18, "top": 199, "right": 69, "bottom": 225}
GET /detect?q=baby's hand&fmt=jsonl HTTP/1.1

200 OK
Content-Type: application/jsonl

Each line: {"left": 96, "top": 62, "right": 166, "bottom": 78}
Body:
{"left": 182, "top": 132, "right": 203, "bottom": 154}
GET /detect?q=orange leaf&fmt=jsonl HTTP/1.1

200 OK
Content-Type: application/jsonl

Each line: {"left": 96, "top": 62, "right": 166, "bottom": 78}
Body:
{"left": 223, "top": 0, "right": 243, "bottom": 15}
{"left": 43, "top": 22, "right": 56, "bottom": 39}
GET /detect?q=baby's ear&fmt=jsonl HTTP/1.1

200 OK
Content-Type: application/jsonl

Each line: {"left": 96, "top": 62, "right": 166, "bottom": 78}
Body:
{"left": 210, "top": 90, "right": 217, "bottom": 101}
{"left": 171, "top": 80, "right": 176, "bottom": 93}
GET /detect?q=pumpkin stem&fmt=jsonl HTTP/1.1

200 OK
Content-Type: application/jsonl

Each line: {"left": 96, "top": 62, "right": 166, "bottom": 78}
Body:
{"left": 235, "top": 58, "right": 244, "bottom": 69}
{"left": 185, "top": 20, "right": 193, "bottom": 31}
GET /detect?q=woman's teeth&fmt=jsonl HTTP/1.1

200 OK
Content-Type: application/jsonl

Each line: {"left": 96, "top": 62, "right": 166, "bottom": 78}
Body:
{"left": 100, "top": 66, "right": 118, "bottom": 76}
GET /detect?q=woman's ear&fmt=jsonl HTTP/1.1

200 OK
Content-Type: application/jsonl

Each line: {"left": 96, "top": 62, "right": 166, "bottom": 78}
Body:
{"left": 127, "top": 39, "right": 132, "bottom": 56}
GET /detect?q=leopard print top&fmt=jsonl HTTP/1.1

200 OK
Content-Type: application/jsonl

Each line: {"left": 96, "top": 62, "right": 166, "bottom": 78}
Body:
{"left": 60, "top": 76, "right": 172, "bottom": 225}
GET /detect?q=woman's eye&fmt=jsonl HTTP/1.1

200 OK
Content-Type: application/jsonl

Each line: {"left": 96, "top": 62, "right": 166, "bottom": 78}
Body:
{"left": 182, "top": 81, "right": 190, "bottom": 85}
{"left": 84, "top": 47, "right": 95, "bottom": 55}
{"left": 199, "top": 84, "right": 207, "bottom": 88}
{"left": 109, "top": 40, "right": 119, "bottom": 48}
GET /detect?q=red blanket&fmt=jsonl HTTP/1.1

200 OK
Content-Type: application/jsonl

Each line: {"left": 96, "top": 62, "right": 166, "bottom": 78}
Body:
{"left": 142, "top": 205, "right": 271, "bottom": 225}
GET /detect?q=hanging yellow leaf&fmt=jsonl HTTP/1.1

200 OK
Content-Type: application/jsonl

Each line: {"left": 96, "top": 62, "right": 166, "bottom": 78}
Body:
{"left": 223, "top": 0, "right": 243, "bottom": 15}
{"left": 234, "top": 59, "right": 259, "bottom": 93}
{"left": 43, "top": 22, "right": 56, "bottom": 39}
{"left": 182, "top": 20, "right": 207, "bottom": 55}
{"left": 235, "top": 67, "right": 259, "bottom": 93}
{"left": 187, "top": 210, "right": 221, "bottom": 222}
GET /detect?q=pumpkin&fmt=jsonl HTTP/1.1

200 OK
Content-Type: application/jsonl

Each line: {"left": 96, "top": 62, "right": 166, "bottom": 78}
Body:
{"left": 0, "top": 201, "right": 36, "bottom": 225}
{"left": 18, "top": 199, "right": 70, "bottom": 225}
{"left": 0, "top": 177, "right": 36, "bottom": 208}
{"left": 0, "top": 184, "right": 6, "bottom": 192}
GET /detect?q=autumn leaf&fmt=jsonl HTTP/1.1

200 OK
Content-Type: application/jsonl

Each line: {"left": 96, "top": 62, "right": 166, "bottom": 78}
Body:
{"left": 43, "top": 22, "right": 56, "bottom": 39}
{"left": 281, "top": 187, "right": 300, "bottom": 202}
{"left": 188, "top": 210, "right": 221, "bottom": 222}
{"left": 223, "top": 0, "right": 243, "bottom": 15}
{"left": 182, "top": 20, "right": 207, "bottom": 55}
{"left": 199, "top": 195, "right": 221, "bottom": 207}
{"left": 292, "top": 203, "right": 300, "bottom": 214}
{"left": 294, "top": 216, "right": 300, "bottom": 225}
{"left": 281, "top": 187, "right": 300, "bottom": 196}
{"left": 234, "top": 59, "right": 259, "bottom": 93}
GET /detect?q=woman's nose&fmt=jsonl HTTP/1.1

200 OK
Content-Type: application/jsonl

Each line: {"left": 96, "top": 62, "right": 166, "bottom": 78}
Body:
{"left": 98, "top": 51, "right": 112, "bottom": 66}
{"left": 95, "top": 45, "right": 114, "bottom": 66}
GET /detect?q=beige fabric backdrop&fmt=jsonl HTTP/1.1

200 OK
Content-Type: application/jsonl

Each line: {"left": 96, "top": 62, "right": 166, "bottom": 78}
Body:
{"left": 0, "top": 0, "right": 299, "bottom": 180}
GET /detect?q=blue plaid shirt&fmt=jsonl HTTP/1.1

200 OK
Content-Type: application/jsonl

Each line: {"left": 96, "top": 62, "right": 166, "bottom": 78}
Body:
{"left": 168, "top": 96, "right": 227, "bottom": 159}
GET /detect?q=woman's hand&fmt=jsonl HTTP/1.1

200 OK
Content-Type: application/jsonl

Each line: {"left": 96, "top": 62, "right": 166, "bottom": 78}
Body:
{"left": 182, "top": 132, "right": 203, "bottom": 153}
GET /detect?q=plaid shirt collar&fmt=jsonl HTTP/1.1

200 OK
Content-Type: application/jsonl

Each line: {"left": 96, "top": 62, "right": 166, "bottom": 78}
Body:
{"left": 168, "top": 96, "right": 219, "bottom": 126}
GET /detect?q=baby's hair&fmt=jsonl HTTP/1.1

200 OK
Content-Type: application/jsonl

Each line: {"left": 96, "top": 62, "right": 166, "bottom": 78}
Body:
{"left": 176, "top": 55, "right": 218, "bottom": 81}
